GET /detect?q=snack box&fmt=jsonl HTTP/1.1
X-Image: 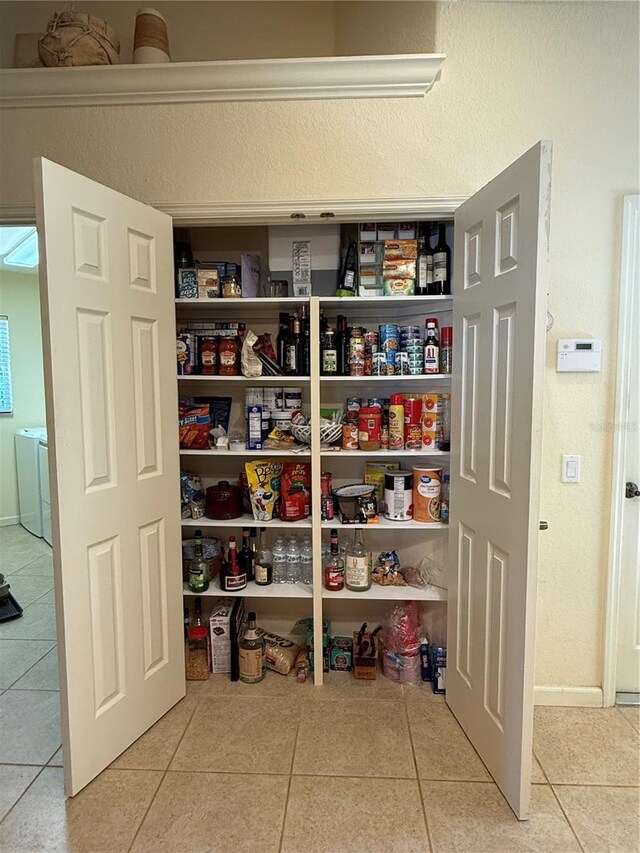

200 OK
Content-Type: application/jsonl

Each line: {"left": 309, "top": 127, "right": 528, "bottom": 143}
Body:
{"left": 359, "top": 222, "right": 377, "bottom": 242}
{"left": 330, "top": 636, "right": 353, "bottom": 671}
{"left": 383, "top": 278, "right": 416, "bottom": 297}
{"left": 398, "top": 222, "right": 417, "bottom": 240}
{"left": 247, "top": 405, "right": 263, "bottom": 450}
{"left": 176, "top": 333, "right": 195, "bottom": 375}
{"left": 209, "top": 598, "right": 243, "bottom": 674}
{"left": 177, "top": 268, "right": 198, "bottom": 299}
{"left": 197, "top": 266, "right": 220, "bottom": 299}
{"left": 383, "top": 239, "right": 418, "bottom": 261}
{"left": 353, "top": 630, "right": 378, "bottom": 680}
{"left": 377, "top": 223, "right": 397, "bottom": 241}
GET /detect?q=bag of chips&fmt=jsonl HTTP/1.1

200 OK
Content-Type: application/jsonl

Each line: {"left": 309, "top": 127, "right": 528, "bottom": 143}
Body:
{"left": 245, "top": 458, "right": 283, "bottom": 521}
{"left": 179, "top": 404, "right": 211, "bottom": 449}
{"left": 280, "top": 461, "right": 311, "bottom": 522}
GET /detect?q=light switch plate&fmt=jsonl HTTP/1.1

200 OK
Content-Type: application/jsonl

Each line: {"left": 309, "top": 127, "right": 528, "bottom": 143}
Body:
{"left": 562, "top": 454, "right": 581, "bottom": 483}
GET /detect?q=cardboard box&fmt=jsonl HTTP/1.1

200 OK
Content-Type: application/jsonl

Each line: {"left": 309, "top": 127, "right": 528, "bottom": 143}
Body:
{"left": 330, "top": 636, "right": 353, "bottom": 671}
{"left": 197, "top": 267, "right": 220, "bottom": 299}
{"left": 430, "top": 645, "right": 447, "bottom": 694}
{"left": 209, "top": 598, "right": 243, "bottom": 674}
{"left": 177, "top": 268, "right": 198, "bottom": 299}
{"left": 353, "top": 631, "right": 378, "bottom": 680}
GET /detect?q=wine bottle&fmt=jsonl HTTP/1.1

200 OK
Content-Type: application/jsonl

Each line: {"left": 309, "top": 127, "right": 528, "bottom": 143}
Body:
{"left": 300, "top": 303, "right": 311, "bottom": 376}
{"left": 238, "top": 527, "right": 254, "bottom": 583}
{"left": 432, "top": 222, "right": 451, "bottom": 295}
{"left": 336, "top": 238, "right": 358, "bottom": 297}
{"left": 277, "top": 312, "right": 289, "bottom": 369}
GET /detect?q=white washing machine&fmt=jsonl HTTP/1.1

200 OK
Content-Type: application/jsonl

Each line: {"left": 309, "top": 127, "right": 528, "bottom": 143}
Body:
{"left": 38, "top": 435, "right": 51, "bottom": 546}
{"left": 15, "top": 427, "right": 47, "bottom": 537}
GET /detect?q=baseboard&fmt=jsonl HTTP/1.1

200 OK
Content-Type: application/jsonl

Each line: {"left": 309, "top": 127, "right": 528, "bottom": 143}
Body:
{"left": 534, "top": 686, "right": 604, "bottom": 707}
{"left": 0, "top": 515, "right": 19, "bottom": 528}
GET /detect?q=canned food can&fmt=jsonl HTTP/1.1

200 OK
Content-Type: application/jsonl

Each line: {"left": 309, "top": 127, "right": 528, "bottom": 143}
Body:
{"left": 262, "top": 387, "right": 278, "bottom": 411}
{"left": 404, "top": 396, "right": 422, "bottom": 450}
{"left": 385, "top": 351, "right": 396, "bottom": 375}
{"left": 342, "top": 423, "right": 359, "bottom": 450}
{"left": 274, "top": 388, "right": 285, "bottom": 410}
{"left": 346, "top": 397, "right": 362, "bottom": 419}
{"left": 384, "top": 470, "right": 413, "bottom": 521}
{"left": 321, "top": 472, "right": 333, "bottom": 495}
{"left": 284, "top": 388, "right": 303, "bottom": 411}
{"left": 413, "top": 467, "right": 442, "bottom": 522}
{"left": 379, "top": 324, "right": 399, "bottom": 351}
{"left": 372, "top": 351, "right": 387, "bottom": 375}
{"left": 367, "top": 398, "right": 384, "bottom": 408}
{"left": 395, "top": 351, "right": 410, "bottom": 375}
{"left": 399, "top": 325, "right": 421, "bottom": 343}
{"left": 321, "top": 493, "right": 335, "bottom": 521}
{"left": 364, "top": 331, "right": 379, "bottom": 347}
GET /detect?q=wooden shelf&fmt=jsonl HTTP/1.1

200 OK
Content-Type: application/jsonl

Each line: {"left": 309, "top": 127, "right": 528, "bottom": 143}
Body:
{"left": 182, "top": 515, "right": 312, "bottom": 529}
{"left": 177, "top": 375, "right": 309, "bottom": 383}
{"left": 322, "top": 583, "right": 446, "bottom": 602}
{"left": 0, "top": 54, "right": 446, "bottom": 109}
{"left": 320, "top": 374, "right": 451, "bottom": 382}
{"left": 321, "top": 449, "right": 449, "bottom": 457}
{"left": 180, "top": 448, "right": 310, "bottom": 457}
{"left": 321, "top": 518, "right": 447, "bottom": 531}
{"left": 183, "top": 581, "right": 312, "bottom": 599}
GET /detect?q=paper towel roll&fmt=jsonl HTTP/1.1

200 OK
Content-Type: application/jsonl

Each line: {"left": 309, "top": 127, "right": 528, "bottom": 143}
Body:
{"left": 133, "top": 7, "right": 170, "bottom": 63}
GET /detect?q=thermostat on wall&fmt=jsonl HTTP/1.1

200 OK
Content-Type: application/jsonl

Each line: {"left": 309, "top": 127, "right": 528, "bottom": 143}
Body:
{"left": 556, "top": 339, "right": 602, "bottom": 372}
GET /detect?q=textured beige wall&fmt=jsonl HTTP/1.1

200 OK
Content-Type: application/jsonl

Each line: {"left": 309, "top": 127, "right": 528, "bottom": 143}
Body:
{"left": 0, "top": 270, "right": 46, "bottom": 524}
{"left": 0, "top": 1, "right": 638, "bottom": 690}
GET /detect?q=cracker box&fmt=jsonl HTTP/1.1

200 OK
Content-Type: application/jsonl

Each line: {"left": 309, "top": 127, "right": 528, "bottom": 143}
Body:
{"left": 197, "top": 267, "right": 220, "bottom": 299}
{"left": 177, "top": 333, "right": 195, "bottom": 375}
{"left": 177, "top": 268, "right": 198, "bottom": 299}
{"left": 430, "top": 645, "right": 447, "bottom": 694}
{"left": 353, "top": 630, "right": 378, "bottom": 680}
{"left": 330, "top": 636, "right": 353, "bottom": 671}
{"left": 209, "top": 598, "right": 243, "bottom": 674}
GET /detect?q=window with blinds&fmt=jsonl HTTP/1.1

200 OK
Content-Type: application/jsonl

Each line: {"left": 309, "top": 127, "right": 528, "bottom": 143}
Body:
{"left": 0, "top": 315, "right": 13, "bottom": 414}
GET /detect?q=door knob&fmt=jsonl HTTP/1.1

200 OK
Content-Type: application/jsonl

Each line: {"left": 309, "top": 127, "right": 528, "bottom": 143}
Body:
{"left": 626, "top": 481, "right": 640, "bottom": 499}
{"left": 539, "top": 521, "right": 548, "bottom": 530}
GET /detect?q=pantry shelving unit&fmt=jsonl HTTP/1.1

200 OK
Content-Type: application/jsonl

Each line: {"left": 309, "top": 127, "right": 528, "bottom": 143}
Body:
{"left": 177, "top": 266, "right": 453, "bottom": 685}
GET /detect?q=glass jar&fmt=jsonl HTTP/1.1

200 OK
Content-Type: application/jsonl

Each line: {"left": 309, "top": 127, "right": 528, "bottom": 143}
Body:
{"left": 186, "top": 625, "right": 210, "bottom": 680}
{"left": 222, "top": 274, "right": 241, "bottom": 298}
{"left": 218, "top": 337, "right": 240, "bottom": 376}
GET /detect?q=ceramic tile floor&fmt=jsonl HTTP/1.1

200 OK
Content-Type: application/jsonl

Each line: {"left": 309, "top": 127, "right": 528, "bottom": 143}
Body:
{"left": 1, "top": 524, "right": 639, "bottom": 852}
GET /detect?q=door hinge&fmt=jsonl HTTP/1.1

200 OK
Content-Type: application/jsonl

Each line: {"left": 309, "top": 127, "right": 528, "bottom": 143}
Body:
{"left": 539, "top": 521, "right": 548, "bottom": 530}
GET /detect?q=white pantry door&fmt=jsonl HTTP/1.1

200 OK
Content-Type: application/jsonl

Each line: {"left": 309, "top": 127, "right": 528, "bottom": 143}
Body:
{"left": 34, "top": 158, "right": 184, "bottom": 796}
{"left": 447, "top": 141, "right": 552, "bottom": 819}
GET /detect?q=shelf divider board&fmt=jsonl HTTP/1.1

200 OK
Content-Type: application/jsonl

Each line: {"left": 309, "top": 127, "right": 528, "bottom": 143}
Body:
{"left": 310, "top": 296, "right": 324, "bottom": 687}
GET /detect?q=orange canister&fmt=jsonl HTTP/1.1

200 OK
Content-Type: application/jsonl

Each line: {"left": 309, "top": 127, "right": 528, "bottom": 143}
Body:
{"left": 412, "top": 467, "right": 442, "bottom": 523}
{"left": 342, "top": 423, "right": 359, "bottom": 450}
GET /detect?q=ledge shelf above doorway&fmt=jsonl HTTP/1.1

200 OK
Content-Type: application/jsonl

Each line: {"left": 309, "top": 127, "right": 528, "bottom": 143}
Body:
{"left": 0, "top": 53, "right": 446, "bottom": 109}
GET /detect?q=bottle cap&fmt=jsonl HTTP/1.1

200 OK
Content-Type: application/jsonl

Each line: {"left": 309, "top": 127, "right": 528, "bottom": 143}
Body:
{"left": 188, "top": 626, "right": 208, "bottom": 640}
{"left": 390, "top": 394, "right": 404, "bottom": 405}
{"left": 248, "top": 611, "right": 257, "bottom": 621}
{"left": 425, "top": 317, "right": 439, "bottom": 328}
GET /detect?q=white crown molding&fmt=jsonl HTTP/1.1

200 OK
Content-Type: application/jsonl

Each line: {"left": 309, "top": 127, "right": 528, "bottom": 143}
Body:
{"left": 0, "top": 53, "right": 445, "bottom": 109}
{"left": 0, "top": 196, "right": 468, "bottom": 226}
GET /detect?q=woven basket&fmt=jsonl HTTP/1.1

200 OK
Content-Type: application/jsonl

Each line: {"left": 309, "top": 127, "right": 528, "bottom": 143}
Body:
{"left": 38, "top": 10, "right": 120, "bottom": 67}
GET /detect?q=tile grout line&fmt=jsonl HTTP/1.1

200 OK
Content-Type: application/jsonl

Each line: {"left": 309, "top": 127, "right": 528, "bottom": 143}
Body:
{"left": 3, "top": 644, "right": 58, "bottom": 692}
{"left": 0, "top": 764, "right": 47, "bottom": 828}
{"left": 615, "top": 705, "right": 640, "bottom": 736}
{"left": 402, "top": 687, "right": 435, "bottom": 853}
{"left": 547, "top": 783, "right": 586, "bottom": 853}
{"left": 126, "top": 695, "right": 201, "bottom": 853}
{"left": 277, "top": 691, "right": 304, "bottom": 853}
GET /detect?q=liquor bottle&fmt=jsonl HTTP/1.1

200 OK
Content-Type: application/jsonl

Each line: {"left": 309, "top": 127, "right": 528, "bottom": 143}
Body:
{"left": 188, "top": 529, "right": 209, "bottom": 593}
{"left": 238, "top": 527, "right": 254, "bottom": 583}
{"left": 284, "top": 315, "right": 301, "bottom": 375}
{"left": 254, "top": 527, "right": 273, "bottom": 586}
{"left": 337, "top": 315, "right": 349, "bottom": 376}
{"left": 416, "top": 235, "right": 429, "bottom": 296}
{"left": 183, "top": 606, "right": 190, "bottom": 640}
{"left": 321, "top": 325, "right": 338, "bottom": 375}
{"left": 344, "top": 529, "right": 371, "bottom": 592}
{"left": 190, "top": 596, "right": 204, "bottom": 629}
{"left": 431, "top": 222, "right": 451, "bottom": 295}
{"left": 424, "top": 320, "right": 440, "bottom": 375}
{"left": 277, "top": 312, "right": 289, "bottom": 370}
{"left": 219, "top": 535, "right": 247, "bottom": 591}
{"left": 336, "top": 238, "right": 358, "bottom": 297}
{"left": 300, "top": 303, "right": 311, "bottom": 376}
{"left": 324, "top": 529, "right": 345, "bottom": 591}
{"left": 239, "top": 611, "right": 265, "bottom": 684}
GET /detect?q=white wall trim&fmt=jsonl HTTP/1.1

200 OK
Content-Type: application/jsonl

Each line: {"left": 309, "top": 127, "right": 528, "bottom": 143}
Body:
{"left": 0, "top": 515, "right": 19, "bottom": 527}
{"left": 534, "top": 686, "right": 604, "bottom": 708}
{"left": 0, "top": 54, "right": 446, "bottom": 109}
{"left": 603, "top": 194, "right": 640, "bottom": 707}
{"left": 0, "top": 195, "right": 468, "bottom": 228}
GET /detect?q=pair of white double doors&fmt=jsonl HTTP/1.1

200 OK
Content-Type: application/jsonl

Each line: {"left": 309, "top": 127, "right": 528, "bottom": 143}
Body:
{"left": 35, "top": 140, "right": 551, "bottom": 820}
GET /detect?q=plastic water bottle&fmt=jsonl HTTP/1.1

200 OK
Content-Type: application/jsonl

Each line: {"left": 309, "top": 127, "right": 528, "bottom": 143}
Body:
{"left": 285, "top": 534, "right": 301, "bottom": 584}
{"left": 300, "top": 535, "right": 313, "bottom": 585}
{"left": 272, "top": 536, "right": 287, "bottom": 584}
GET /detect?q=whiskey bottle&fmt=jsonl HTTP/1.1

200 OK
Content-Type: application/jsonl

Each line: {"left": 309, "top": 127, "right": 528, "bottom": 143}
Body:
{"left": 344, "top": 529, "right": 371, "bottom": 592}
{"left": 239, "top": 611, "right": 265, "bottom": 683}
{"left": 238, "top": 527, "right": 255, "bottom": 583}
{"left": 187, "top": 529, "right": 209, "bottom": 593}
